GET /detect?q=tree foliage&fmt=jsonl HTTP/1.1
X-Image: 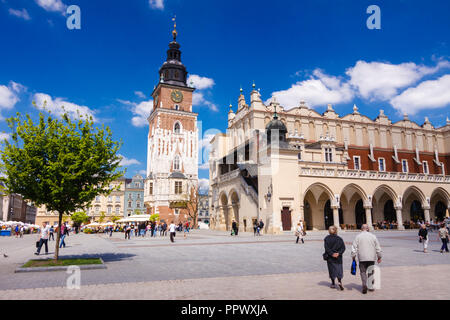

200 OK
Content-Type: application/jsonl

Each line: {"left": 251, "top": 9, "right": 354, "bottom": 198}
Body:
{"left": 0, "top": 109, "right": 124, "bottom": 259}
{"left": 110, "top": 215, "right": 121, "bottom": 223}
{"left": 98, "top": 211, "right": 106, "bottom": 223}
{"left": 149, "top": 213, "right": 160, "bottom": 222}
{"left": 71, "top": 211, "right": 90, "bottom": 226}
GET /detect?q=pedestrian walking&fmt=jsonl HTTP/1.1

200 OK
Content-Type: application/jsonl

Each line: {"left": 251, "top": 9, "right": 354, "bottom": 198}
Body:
{"left": 35, "top": 222, "right": 50, "bottom": 256}
{"left": 418, "top": 224, "right": 428, "bottom": 253}
{"left": 253, "top": 221, "right": 257, "bottom": 236}
{"left": 259, "top": 219, "right": 264, "bottom": 235}
{"left": 109, "top": 225, "right": 113, "bottom": 237}
{"left": 163, "top": 222, "right": 167, "bottom": 236}
{"left": 231, "top": 219, "right": 238, "bottom": 236}
{"left": 59, "top": 223, "right": 67, "bottom": 249}
{"left": 323, "top": 226, "right": 345, "bottom": 290}
{"left": 351, "top": 224, "right": 382, "bottom": 294}
{"left": 169, "top": 221, "right": 176, "bottom": 243}
{"left": 49, "top": 225, "right": 55, "bottom": 241}
{"left": 438, "top": 223, "right": 449, "bottom": 253}
{"left": 20, "top": 226, "right": 24, "bottom": 238}
{"left": 295, "top": 223, "right": 304, "bottom": 244}
{"left": 125, "top": 224, "right": 131, "bottom": 240}
{"left": 14, "top": 225, "right": 20, "bottom": 238}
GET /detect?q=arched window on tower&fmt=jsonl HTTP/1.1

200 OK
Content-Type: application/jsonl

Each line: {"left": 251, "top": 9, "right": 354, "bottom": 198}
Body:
{"left": 174, "top": 156, "right": 180, "bottom": 171}
{"left": 174, "top": 122, "right": 181, "bottom": 133}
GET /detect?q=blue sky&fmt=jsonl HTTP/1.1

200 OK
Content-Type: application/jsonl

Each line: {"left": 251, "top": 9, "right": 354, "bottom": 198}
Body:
{"left": 1, "top": 0, "right": 449, "bottom": 187}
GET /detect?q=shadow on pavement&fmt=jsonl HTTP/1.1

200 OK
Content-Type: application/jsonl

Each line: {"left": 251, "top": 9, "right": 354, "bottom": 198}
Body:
{"left": 54, "top": 253, "right": 136, "bottom": 262}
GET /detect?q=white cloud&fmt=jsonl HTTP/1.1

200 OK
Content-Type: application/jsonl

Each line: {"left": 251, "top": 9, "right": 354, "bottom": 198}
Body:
{"left": 198, "top": 178, "right": 209, "bottom": 192}
{"left": 119, "top": 155, "right": 141, "bottom": 167}
{"left": 138, "top": 169, "right": 147, "bottom": 176}
{"left": 33, "top": 93, "right": 96, "bottom": 121}
{"left": 346, "top": 60, "right": 450, "bottom": 101}
{"left": 193, "top": 92, "right": 218, "bottom": 112}
{"left": 0, "top": 85, "right": 19, "bottom": 109}
{"left": 9, "top": 8, "right": 31, "bottom": 20}
{"left": 134, "top": 91, "right": 146, "bottom": 99}
{"left": 118, "top": 98, "right": 152, "bottom": 127}
{"left": 35, "top": 0, "right": 67, "bottom": 14}
{"left": 187, "top": 75, "right": 215, "bottom": 90}
{"left": 199, "top": 133, "right": 215, "bottom": 150}
{"left": 268, "top": 69, "right": 354, "bottom": 109}
{"left": 198, "top": 133, "right": 216, "bottom": 170}
{"left": 10, "top": 81, "right": 26, "bottom": 93}
{"left": 390, "top": 75, "right": 450, "bottom": 115}
{"left": 0, "top": 133, "right": 10, "bottom": 141}
{"left": 149, "top": 0, "right": 164, "bottom": 10}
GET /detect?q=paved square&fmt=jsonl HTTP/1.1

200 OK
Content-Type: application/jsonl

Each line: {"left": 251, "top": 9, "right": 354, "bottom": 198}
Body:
{"left": 0, "top": 229, "right": 449, "bottom": 299}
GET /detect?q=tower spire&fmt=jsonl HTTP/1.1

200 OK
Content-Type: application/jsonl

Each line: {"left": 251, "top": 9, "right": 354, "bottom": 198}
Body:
{"left": 172, "top": 15, "right": 177, "bottom": 41}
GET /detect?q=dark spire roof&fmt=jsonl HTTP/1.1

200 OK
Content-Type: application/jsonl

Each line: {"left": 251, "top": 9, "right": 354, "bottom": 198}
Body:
{"left": 266, "top": 106, "right": 287, "bottom": 145}
{"left": 158, "top": 17, "right": 188, "bottom": 87}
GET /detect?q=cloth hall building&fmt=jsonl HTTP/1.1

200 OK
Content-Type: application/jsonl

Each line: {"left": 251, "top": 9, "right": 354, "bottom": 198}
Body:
{"left": 208, "top": 87, "right": 450, "bottom": 233}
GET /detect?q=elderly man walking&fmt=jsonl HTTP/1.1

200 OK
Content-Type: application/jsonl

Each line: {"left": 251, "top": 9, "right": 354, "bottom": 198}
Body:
{"left": 351, "top": 224, "right": 382, "bottom": 294}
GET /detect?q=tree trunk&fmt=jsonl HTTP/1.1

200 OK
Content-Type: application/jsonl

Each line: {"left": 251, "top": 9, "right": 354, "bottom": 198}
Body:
{"left": 54, "top": 212, "right": 62, "bottom": 261}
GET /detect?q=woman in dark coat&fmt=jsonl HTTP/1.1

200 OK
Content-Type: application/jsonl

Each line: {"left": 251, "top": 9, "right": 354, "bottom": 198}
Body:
{"left": 324, "top": 226, "right": 346, "bottom": 290}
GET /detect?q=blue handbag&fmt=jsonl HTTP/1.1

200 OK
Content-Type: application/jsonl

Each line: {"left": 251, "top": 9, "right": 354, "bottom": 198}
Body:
{"left": 351, "top": 260, "right": 357, "bottom": 275}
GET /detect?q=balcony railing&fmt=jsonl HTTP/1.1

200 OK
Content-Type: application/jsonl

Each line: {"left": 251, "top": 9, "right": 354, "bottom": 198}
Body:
{"left": 300, "top": 167, "right": 450, "bottom": 183}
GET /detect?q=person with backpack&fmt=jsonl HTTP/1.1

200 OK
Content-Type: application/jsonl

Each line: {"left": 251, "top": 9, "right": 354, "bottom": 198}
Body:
{"left": 14, "top": 225, "right": 19, "bottom": 238}
{"left": 49, "top": 225, "right": 55, "bottom": 241}
{"left": 258, "top": 219, "right": 264, "bottom": 236}
{"left": 295, "top": 222, "right": 304, "bottom": 244}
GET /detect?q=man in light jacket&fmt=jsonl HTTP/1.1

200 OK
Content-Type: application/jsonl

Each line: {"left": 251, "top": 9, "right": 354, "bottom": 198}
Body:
{"left": 351, "top": 224, "right": 382, "bottom": 294}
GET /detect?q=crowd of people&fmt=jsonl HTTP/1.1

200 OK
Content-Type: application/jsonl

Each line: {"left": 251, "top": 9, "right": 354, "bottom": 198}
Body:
{"left": 121, "top": 221, "right": 191, "bottom": 240}
{"left": 374, "top": 217, "right": 449, "bottom": 230}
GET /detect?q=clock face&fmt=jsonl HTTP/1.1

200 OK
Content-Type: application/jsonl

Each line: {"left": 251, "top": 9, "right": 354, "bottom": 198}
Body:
{"left": 171, "top": 90, "right": 183, "bottom": 103}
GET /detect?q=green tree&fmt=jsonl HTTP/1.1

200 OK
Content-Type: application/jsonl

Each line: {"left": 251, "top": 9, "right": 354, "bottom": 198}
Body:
{"left": 0, "top": 109, "right": 124, "bottom": 260}
{"left": 98, "top": 211, "right": 106, "bottom": 224}
{"left": 110, "top": 215, "right": 121, "bottom": 223}
{"left": 149, "top": 213, "right": 160, "bottom": 222}
{"left": 71, "top": 211, "right": 90, "bottom": 228}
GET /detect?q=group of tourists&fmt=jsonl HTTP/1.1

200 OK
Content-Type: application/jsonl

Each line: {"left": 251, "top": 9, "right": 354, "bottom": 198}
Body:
{"left": 35, "top": 221, "right": 71, "bottom": 255}
{"left": 122, "top": 221, "right": 192, "bottom": 240}
{"left": 323, "top": 224, "right": 382, "bottom": 294}
{"left": 418, "top": 222, "right": 450, "bottom": 253}
{"left": 322, "top": 218, "right": 450, "bottom": 294}
{"left": 252, "top": 219, "right": 265, "bottom": 236}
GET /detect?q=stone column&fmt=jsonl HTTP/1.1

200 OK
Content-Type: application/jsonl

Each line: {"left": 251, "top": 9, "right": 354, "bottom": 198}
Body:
{"left": 219, "top": 206, "right": 226, "bottom": 231}
{"left": 424, "top": 207, "right": 431, "bottom": 223}
{"left": 396, "top": 207, "right": 405, "bottom": 230}
{"left": 364, "top": 207, "right": 374, "bottom": 231}
{"left": 332, "top": 207, "right": 341, "bottom": 230}
{"left": 228, "top": 205, "right": 234, "bottom": 231}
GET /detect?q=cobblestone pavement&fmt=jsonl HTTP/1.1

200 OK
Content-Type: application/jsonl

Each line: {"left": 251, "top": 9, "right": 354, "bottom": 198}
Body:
{"left": 0, "top": 264, "right": 448, "bottom": 300}
{"left": 0, "top": 229, "right": 449, "bottom": 299}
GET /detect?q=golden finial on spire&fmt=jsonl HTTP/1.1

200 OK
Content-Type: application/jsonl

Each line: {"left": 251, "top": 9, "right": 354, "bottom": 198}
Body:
{"left": 172, "top": 15, "right": 177, "bottom": 41}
